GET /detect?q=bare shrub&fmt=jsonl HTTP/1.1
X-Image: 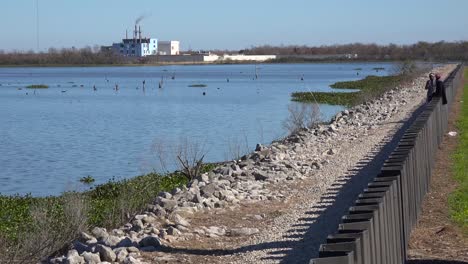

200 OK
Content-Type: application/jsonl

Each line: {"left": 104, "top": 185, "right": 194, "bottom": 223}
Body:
{"left": 152, "top": 138, "right": 207, "bottom": 181}
{"left": 176, "top": 138, "right": 207, "bottom": 180}
{"left": 0, "top": 193, "right": 88, "bottom": 263}
{"left": 224, "top": 134, "right": 250, "bottom": 161}
{"left": 151, "top": 139, "right": 172, "bottom": 174}
{"left": 391, "top": 60, "right": 429, "bottom": 79}
{"left": 283, "top": 102, "right": 322, "bottom": 134}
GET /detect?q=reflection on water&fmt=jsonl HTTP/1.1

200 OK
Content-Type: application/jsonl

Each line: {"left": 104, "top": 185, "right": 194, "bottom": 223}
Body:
{"left": 0, "top": 63, "right": 392, "bottom": 196}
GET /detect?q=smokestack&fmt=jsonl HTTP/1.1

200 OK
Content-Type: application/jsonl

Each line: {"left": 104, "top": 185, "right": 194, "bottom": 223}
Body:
{"left": 134, "top": 24, "right": 137, "bottom": 43}
{"left": 126, "top": 29, "right": 128, "bottom": 39}
{"left": 139, "top": 26, "right": 142, "bottom": 42}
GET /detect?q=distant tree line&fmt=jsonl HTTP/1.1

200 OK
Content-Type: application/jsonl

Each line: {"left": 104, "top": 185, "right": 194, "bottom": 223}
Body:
{"left": 0, "top": 46, "right": 133, "bottom": 66}
{"left": 0, "top": 41, "right": 467, "bottom": 65}
{"left": 237, "top": 41, "right": 468, "bottom": 61}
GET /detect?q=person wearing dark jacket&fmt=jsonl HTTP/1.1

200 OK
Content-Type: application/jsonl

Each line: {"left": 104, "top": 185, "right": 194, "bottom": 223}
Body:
{"left": 425, "top": 73, "right": 436, "bottom": 102}
{"left": 435, "top": 73, "right": 448, "bottom": 105}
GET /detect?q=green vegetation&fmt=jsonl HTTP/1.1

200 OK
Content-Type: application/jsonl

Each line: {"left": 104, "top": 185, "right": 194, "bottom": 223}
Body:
{"left": 188, "top": 84, "right": 207, "bottom": 88}
{"left": 26, "top": 84, "right": 49, "bottom": 89}
{"left": 79, "top": 175, "right": 95, "bottom": 184}
{"left": 0, "top": 163, "right": 215, "bottom": 262}
{"left": 292, "top": 74, "right": 406, "bottom": 106}
{"left": 292, "top": 91, "right": 360, "bottom": 106}
{"left": 449, "top": 67, "right": 468, "bottom": 233}
{"left": 330, "top": 75, "right": 404, "bottom": 89}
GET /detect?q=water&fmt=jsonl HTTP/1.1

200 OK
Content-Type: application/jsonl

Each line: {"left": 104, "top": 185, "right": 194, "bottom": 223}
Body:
{"left": 0, "top": 63, "right": 393, "bottom": 196}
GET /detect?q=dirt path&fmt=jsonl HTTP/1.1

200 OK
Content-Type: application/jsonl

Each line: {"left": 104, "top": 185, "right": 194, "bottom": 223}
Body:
{"left": 407, "top": 69, "right": 468, "bottom": 263}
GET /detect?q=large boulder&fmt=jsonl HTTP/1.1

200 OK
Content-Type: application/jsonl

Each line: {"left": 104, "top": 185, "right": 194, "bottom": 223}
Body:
{"left": 101, "top": 235, "right": 122, "bottom": 247}
{"left": 253, "top": 171, "right": 269, "bottom": 181}
{"left": 96, "top": 244, "right": 116, "bottom": 262}
{"left": 116, "top": 237, "right": 135, "bottom": 248}
{"left": 156, "top": 197, "right": 178, "bottom": 211}
{"left": 64, "top": 256, "right": 84, "bottom": 264}
{"left": 91, "top": 227, "right": 109, "bottom": 240}
{"left": 173, "top": 214, "right": 190, "bottom": 227}
{"left": 138, "top": 235, "right": 162, "bottom": 248}
{"left": 114, "top": 247, "right": 129, "bottom": 262}
{"left": 81, "top": 252, "right": 101, "bottom": 264}
{"left": 64, "top": 251, "right": 84, "bottom": 264}
{"left": 200, "top": 183, "right": 218, "bottom": 198}
{"left": 131, "top": 219, "right": 144, "bottom": 232}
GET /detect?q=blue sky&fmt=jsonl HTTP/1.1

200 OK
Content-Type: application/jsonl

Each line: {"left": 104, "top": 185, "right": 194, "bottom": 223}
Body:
{"left": 1, "top": 0, "right": 468, "bottom": 52}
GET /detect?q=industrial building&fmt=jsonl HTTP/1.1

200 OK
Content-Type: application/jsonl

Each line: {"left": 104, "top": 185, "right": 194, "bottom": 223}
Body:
{"left": 158, "top": 41, "right": 180, "bottom": 55}
{"left": 112, "top": 24, "right": 158, "bottom": 57}
{"left": 111, "top": 23, "right": 179, "bottom": 57}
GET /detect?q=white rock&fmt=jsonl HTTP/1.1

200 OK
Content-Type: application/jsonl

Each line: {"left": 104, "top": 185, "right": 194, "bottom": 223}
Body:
{"left": 173, "top": 214, "right": 190, "bottom": 227}
{"left": 229, "top": 227, "right": 259, "bottom": 236}
{"left": 81, "top": 252, "right": 101, "bottom": 264}
{"left": 204, "top": 226, "right": 226, "bottom": 236}
{"left": 91, "top": 227, "right": 108, "bottom": 240}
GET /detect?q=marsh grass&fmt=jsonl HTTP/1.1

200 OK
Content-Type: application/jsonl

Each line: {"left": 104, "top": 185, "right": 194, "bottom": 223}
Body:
{"left": 188, "top": 84, "right": 207, "bottom": 88}
{"left": 292, "top": 91, "right": 360, "bottom": 106}
{"left": 291, "top": 61, "right": 422, "bottom": 107}
{"left": 292, "top": 74, "right": 410, "bottom": 106}
{"left": 26, "top": 84, "right": 49, "bottom": 89}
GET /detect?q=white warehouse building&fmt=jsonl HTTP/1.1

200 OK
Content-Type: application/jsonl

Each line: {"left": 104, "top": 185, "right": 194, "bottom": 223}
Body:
{"left": 158, "top": 41, "right": 180, "bottom": 55}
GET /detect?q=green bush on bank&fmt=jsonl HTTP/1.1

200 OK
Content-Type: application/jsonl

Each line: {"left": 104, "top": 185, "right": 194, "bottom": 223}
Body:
{"left": 0, "top": 162, "right": 219, "bottom": 241}
{"left": 0, "top": 162, "right": 224, "bottom": 261}
{"left": 0, "top": 172, "right": 188, "bottom": 240}
{"left": 449, "top": 67, "right": 468, "bottom": 233}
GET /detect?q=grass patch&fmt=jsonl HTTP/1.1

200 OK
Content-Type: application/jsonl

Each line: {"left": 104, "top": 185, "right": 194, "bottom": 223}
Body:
{"left": 188, "top": 84, "right": 207, "bottom": 88}
{"left": 26, "top": 84, "right": 49, "bottom": 89}
{"left": 449, "top": 67, "right": 468, "bottom": 233}
{"left": 292, "top": 74, "right": 407, "bottom": 106}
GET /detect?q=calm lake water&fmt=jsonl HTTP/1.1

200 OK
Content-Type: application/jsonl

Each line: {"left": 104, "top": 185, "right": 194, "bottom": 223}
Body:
{"left": 0, "top": 63, "right": 393, "bottom": 196}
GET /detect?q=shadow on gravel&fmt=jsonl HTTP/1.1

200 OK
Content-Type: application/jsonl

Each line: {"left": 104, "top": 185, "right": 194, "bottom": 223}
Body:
{"left": 275, "top": 102, "right": 429, "bottom": 264}
{"left": 156, "top": 103, "right": 430, "bottom": 263}
{"left": 407, "top": 260, "right": 468, "bottom": 264}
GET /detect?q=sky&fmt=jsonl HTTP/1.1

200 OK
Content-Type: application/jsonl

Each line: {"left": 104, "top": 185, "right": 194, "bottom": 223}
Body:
{"left": 1, "top": 0, "right": 468, "bottom": 52}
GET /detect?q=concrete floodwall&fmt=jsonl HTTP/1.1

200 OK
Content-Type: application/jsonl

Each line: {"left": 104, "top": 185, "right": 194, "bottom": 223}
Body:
{"left": 310, "top": 64, "right": 464, "bottom": 264}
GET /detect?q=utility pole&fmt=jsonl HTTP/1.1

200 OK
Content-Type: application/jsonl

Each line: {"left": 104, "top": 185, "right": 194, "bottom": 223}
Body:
{"left": 36, "top": 0, "right": 40, "bottom": 52}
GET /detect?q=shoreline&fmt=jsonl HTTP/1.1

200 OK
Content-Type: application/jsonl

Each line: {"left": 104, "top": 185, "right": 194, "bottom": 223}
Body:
{"left": 0, "top": 59, "right": 427, "bottom": 68}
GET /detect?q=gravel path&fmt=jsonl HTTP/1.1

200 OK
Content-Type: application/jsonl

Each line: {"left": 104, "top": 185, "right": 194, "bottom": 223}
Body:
{"left": 217, "top": 65, "right": 456, "bottom": 264}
